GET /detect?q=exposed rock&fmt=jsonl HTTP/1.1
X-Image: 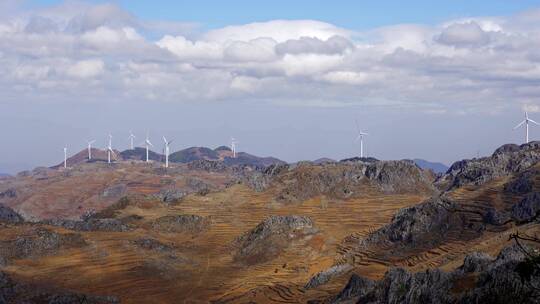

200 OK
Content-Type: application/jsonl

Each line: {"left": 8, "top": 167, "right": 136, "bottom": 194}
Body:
{"left": 0, "top": 270, "right": 119, "bottom": 303}
{"left": 154, "top": 189, "right": 186, "bottom": 204}
{"left": 151, "top": 214, "right": 209, "bottom": 233}
{"left": 437, "top": 141, "right": 540, "bottom": 191}
{"left": 266, "top": 160, "right": 434, "bottom": 202}
{"left": 237, "top": 163, "right": 289, "bottom": 192}
{"left": 482, "top": 208, "right": 511, "bottom": 226}
{"left": 187, "top": 159, "right": 227, "bottom": 172}
{"left": 0, "top": 227, "right": 86, "bottom": 265}
{"left": 234, "top": 215, "right": 317, "bottom": 265}
{"left": 504, "top": 168, "right": 537, "bottom": 194}
{"left": 0, "top": 204, "right": 23, "bottom": 223}
{"left": 361, "top": 197, "right": 480, "bottom": 249}
{"left": 329, "top": 244, "right": 540, "bottom": 304}
{"left": 305, "top": 264, "right": 353, "bottom": 290}
{"left": 330, "top": 273, "right": 374, "bottom": 303}
{"left": 458, "top": 251, "right": 493, "bottom": 273}
{"left": 44, "top": 218, "right": 130, "bottom": 232}
{"left": 0, "top": 188, "right": 16, "bottom": 199}
{"left": 132, "top": 238, "right": 174, "bottom": 252}
{"left": 512, "top": 192, "right": 540, "bottom": 223}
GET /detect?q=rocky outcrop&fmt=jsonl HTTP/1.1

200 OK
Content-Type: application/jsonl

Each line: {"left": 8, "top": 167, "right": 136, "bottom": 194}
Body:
{"left": 132, "top": 238, "right": 175, "bottom": 252}
{"left": 0, "top": 204, "right": 23, "bottom": 223}
{"left": 0, "top": 270, "right": 119, "bottom": 304}
{"left": 153, "top": 189, "right": 186, "bottom": 204}
{"left": 329, "top": 244, "right": 539, "bottom": 304}
{"left": 305, "top": 264, "right": 353, "bottom": 289}
{"left": 512, "top": 192, "right": 540, "bottom": 223}
{"left": 0, "top": 227, "right": 86, "bottom": 265}
{"left": 43, "top": 218, "right": 130, "bottom": 232}
{"left": 359, "top": 197, "right": 482, "bottom": 253}
{"left": 267, "top": 160, "right": 434, "bottom": 202}
{"left": 436, "top": 141, "right": 540, "bottom": 191}
{"left": 234, "top": 215, "right": 317, "bottom": 265}
{"left": 0, "top": 188, "right": 16, "bottom": 199}
{"left": 236, "top": 163, "right": 289, "bottom": 192}
{"left": 150, "top": 214, "right": 209, "bottom": 233}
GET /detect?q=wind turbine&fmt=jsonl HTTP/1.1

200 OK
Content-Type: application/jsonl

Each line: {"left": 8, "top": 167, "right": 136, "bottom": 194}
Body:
{"left": 63, "top": 146, "right": 67, "bottom": 168}
{"left": 144, "top": 133, "right": 153, "bottom": 162}
{"left": 514, "top": 111, "right": 539, "bottom": 143}
{"left": 107, "top": 134, "right": 114, "bottom": 164}
{"left": 163, "top": 136, "right": 173, "bottom": 168}
{"left": 355, "top": 120, "right": 368, "bottom": 158}
{"left": 128, "top": 131, "right": 136, "bottom": 150}
{"left": 86, "top": 140, "right": 96, "bottom": 160}
{"left": 230, "top": 137, "right": 238, "bottom": 158}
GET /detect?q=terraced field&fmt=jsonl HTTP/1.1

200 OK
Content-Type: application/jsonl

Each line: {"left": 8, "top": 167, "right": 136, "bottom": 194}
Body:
{"left": 0, "top": 183, "right": 428, "bottom": 303}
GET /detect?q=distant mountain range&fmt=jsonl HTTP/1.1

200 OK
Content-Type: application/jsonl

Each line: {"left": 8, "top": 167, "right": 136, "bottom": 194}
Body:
{"left": 54, "top": 146, "right": 285, "bottom": 168}
{"left": 413, "top": 158, "right": 449, "bottom": 174}
{"left": 0, "top": 173, "right": 10, "bottom": 178}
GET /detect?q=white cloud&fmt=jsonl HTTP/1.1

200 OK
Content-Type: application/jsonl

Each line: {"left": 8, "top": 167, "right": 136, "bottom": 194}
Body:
{"left": 156, "top": 35, "right": 222, "bottom": 60}
{"left": 66, "top": 59, "right": 104, "bottom": 78}
{"left": 1, "top": 3, "right": 540, "bottom": 113}
{"left": 203, "top": 20, "right": 350, "bottom": 43}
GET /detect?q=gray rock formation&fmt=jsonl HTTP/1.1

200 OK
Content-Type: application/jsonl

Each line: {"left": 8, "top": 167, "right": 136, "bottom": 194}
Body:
{"left": 305, "top": 264, "right": 353, "bottom": 290}
{"left": 512, "top": 192, "right": 540, "bottom": 223}
{"left": 150, "top": 214, "right": 209, "bottom": 233}
{"left": 329, "top": 244, "right": 539, "bottom": 304}
{"left": 102, "top": 184, "right": 126, "bottom": 198}
{"left": 0, "top": 204, "right": 23, "bottom": 224}
{"left": 43, "top": 218, "right": 130, "bottom": 232}
{"left": 234, "top": 215, "right": 317, "bottom": 265}
{"left": 153, "top": 189, "right": 186, "bottom": 204}
{"left": 0, "top": 227, "right": 86, "bottom": 266}
{"left": 437, "top": 141, "right": 540, "bottom": 191}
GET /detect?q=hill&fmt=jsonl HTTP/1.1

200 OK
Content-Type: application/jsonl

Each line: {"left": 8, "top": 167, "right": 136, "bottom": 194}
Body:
{"left": 0, "top": 143, "right": 538, "bottom": 303}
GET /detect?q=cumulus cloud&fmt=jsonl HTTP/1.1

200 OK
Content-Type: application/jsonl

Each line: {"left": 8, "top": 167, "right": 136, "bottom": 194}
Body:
{"left": 275, "top": 35, "right": 353, "bottom": 55}
{"left": 1, "top": 2, "right": 540, "bottom": 114}
{"left": 436, "top": 22, "right": 491, "bottom": 47}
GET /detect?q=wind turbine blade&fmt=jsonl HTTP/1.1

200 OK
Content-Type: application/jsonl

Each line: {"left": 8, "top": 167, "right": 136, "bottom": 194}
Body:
{"left": 514, "top": 120, "right": 526, "bottom": 129}
{"left": 528, "top": 118, "right": 540, "bottom": 125}
{"left": 163, "top": 136, "right": 167, "bottom": 143}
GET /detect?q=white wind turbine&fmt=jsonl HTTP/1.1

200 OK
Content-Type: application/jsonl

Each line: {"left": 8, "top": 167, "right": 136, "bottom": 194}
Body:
{"left": 144, "top": 133, "right": 153, "bottom": 162}
{"left": 128, "top": 131, "right": 136, "bottom": 150}
{"left": 355, "top": 120, "right": 368, "bottom": 158}
{"left": 86, "top": 140, "right": 96, "bottom": 160}
{"left": 163, "top": 136, "right": 173, "bottom": 168}
{"left": 63, "top": 146, "right": 67, "bottom": 168}
{"left": 230, "top": 137, "right": 239, "bottom": 158}
{"left": 514, "top": 111, "right": 539, "bottom": 143}
{"left": 107, "top": 134, "right": 115, "bottom": 164}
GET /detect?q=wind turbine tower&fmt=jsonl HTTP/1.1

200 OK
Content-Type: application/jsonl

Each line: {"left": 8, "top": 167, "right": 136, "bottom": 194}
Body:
{"left": 87, "top": 140, "right": 95, "bottom": 160}
{"left": 129, "top": 131, "right": 136, "bottom": 150}
{"left": 145, "top": 133, "right": 153, "bottom": 162}
{"left": 514, "top": 111, "right": 539, "bottom": 143}
{"left": 107, "top": 134, "right": 113, "bottom": 164}
{"left": 230, "top": 138, "right": 238, "bottom": 158}
{"left": 63, "top": 147, "right": 67, "bottom": 168}
{"left": 355, "top": 120, "right": 369, "bottom": 158}
{"left": 163, "top": 136, "right": 173, "bottom": 168}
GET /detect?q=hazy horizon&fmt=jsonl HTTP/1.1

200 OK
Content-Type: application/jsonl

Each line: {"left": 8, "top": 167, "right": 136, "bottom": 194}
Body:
{"left": 2, "top": 0, "right": 540, "bottom": 173}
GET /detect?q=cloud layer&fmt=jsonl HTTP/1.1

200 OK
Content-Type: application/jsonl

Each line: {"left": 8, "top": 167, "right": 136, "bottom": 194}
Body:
{"left": 1, "top": 2, "right": 540, "bottom": 113}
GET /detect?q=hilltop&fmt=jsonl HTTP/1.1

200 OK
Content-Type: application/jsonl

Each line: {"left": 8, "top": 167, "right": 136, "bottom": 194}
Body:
{"left": 53, "top": 146, "right": 285, "bottom": 169}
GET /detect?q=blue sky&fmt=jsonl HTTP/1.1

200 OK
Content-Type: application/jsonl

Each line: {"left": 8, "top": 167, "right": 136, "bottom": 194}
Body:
{"left": 28, "top": 0, "right": 540, "bottom": 29}
{"left": 1, "top": 1, "right": 540, "bottom": 173}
